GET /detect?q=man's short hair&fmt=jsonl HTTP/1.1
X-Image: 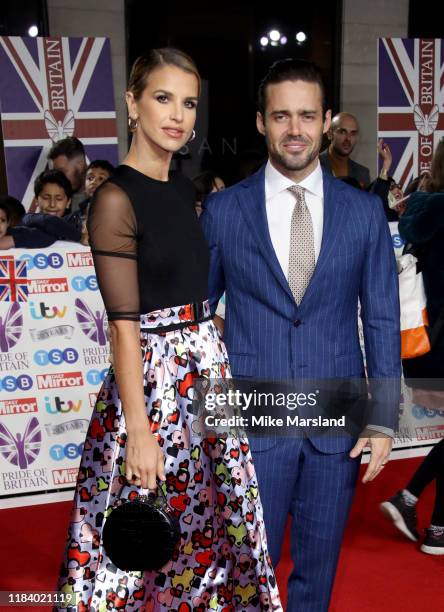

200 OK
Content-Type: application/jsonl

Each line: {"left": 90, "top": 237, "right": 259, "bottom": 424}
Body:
{"left": 257, "top": 58, "right": 327, "bottom": 116}
{"left": 86, "top": 159, "right": 115, "bottom": 175}
{"left": 47, "top": 136, "right": 85, "bottom": 161}
{"left": 34, "top": 169, "right": 74, "bottom": 199}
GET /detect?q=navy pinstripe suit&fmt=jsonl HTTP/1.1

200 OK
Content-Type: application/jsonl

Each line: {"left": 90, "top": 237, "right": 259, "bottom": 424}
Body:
{"left": 201, "top": 165, "right": 401, "bottom": 611}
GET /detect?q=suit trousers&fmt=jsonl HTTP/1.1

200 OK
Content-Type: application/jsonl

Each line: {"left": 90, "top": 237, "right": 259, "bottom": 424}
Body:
{"left": 252, "top": 437, "right": 360, "bottom": 611}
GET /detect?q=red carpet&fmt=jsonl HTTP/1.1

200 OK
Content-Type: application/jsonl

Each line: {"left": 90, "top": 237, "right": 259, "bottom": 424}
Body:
{"left": 0, "top": 457, "right": 442, "bottom": 611}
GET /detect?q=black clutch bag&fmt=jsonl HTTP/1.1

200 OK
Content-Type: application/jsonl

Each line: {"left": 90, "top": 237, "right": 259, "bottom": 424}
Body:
{"left": 102, "top": 485, "right": 181, "bottom": 571}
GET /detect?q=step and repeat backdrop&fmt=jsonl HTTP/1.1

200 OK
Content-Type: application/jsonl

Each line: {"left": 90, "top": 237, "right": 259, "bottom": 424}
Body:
{"left": 0, "top": 239, "right": 442, "bottom": 508}
{"left": 0, "top": 244, "right": 110, "bottom": 508}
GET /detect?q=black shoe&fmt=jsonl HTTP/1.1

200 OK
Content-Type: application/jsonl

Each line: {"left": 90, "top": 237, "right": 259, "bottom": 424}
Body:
{"left": 380, "top": 491, "right": 419, "bottom": 541}
{"left": 421, "top": 527, "right": 444, "bottom": 555}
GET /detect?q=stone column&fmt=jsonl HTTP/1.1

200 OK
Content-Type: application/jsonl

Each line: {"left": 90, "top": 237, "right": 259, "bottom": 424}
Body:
{"left": 341, "top": 0, "right": 409, "bottom": 178}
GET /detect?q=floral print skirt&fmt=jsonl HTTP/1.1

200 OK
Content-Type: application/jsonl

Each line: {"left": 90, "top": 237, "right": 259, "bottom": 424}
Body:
{"left": 57, "top": 301, "right": 282, "bottom": 611}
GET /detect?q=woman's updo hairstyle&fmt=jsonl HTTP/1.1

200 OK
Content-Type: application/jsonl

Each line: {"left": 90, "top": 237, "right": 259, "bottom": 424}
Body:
{"left": 127, "top": 48, "right": 201, "bottom": 101}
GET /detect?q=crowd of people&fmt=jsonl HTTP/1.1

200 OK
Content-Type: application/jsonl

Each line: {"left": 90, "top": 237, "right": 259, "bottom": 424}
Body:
{"left": 0, "top": 137, "right": 114, "bottom": 250}
{"left": 1, "top": 47, "right": 443, "bottom": 610}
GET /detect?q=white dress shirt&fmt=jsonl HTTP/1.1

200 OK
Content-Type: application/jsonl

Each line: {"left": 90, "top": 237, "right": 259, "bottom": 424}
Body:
{"left": 265, "top": 160, "right": 324, "bottom": 279}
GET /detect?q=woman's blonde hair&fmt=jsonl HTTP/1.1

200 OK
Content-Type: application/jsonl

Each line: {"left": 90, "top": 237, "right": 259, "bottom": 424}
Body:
{"left": 127, "top": 48, "right": 201, "bottom": 100}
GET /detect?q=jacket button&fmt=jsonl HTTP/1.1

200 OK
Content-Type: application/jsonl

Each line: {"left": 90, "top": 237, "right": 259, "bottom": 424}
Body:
{"left": 293, "top": 319, "right": 302, "bottom": 327}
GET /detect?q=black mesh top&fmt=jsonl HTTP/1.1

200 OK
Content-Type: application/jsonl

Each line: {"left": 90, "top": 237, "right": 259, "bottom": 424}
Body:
{"left": 87, "top": 164, "right": 209, "bottom": 321}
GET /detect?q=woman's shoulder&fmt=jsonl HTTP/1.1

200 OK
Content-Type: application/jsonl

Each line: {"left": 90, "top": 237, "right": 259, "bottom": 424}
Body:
{"left": 89, "top": 179, "right": 132, "bottom": 215}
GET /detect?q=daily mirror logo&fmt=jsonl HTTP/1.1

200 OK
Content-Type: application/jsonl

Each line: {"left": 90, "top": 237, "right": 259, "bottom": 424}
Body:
{"left": 52, "top": 467, "right": 78, "bottom": 485}
{"left": 37, "top": 371, "right": 84, "bottom": 390}
{"left": 28, "top": 278, "right": 68, "bottom": 294}
{"left": 66, "top": 252, "right": 94, "bottom": 268}
{"left": 0, "top": 397, "right": 38, "bottom": 416}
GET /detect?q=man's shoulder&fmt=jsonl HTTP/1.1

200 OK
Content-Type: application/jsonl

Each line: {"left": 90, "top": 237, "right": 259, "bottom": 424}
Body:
{"left": 349, "top": 157, "right": 370, "bottom": 172}
{"left": 348, "top": 158, "right": 371, "bottom": 184}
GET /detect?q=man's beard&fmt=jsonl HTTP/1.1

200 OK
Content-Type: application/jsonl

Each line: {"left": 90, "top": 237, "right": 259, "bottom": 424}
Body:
{"left": 268, "top": 136, "right": 320, "bottom": 172}
{"left": 333, "top": 142, "right": 353, "bottom": 157}
{"left": 72, "top": 165, "right": 86, "bottom": 192}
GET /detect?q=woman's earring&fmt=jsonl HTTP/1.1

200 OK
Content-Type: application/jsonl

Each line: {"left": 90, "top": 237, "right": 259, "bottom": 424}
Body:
{"left": 128, "top": 116, "right": 138, "bottom": 131}
{"left": 188, "top": 129, "right": 196, "bottom": 142}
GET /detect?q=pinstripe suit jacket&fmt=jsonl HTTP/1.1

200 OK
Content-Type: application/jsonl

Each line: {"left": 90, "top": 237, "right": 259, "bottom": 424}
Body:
{"left": 201, "top": 165, "right": 401, "bottom": 453}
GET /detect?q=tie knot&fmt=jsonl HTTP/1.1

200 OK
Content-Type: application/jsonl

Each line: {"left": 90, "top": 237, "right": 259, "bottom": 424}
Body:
{"left": 287, "top": 185, "right": 305, "bottom": 202}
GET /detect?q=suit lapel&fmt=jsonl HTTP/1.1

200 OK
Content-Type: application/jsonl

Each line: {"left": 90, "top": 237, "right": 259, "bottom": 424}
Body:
{"left": 299, "top": 170, "right": 347, "bottom": 310}
{"left": 237, "top": 166, "right": 294, "bottom": 302}
{"left": 236, "top": 166, "right": 347, "bottom": 309}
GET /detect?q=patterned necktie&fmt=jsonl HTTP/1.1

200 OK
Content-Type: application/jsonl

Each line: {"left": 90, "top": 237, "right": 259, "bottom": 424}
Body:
{"left": 287, "top": 185, "right": 315, "bottom": 305}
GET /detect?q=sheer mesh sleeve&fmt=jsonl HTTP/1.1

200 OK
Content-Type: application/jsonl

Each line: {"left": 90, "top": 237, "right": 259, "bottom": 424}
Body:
{"left": 87, "top": 183, "right": 140, "bottom": 321}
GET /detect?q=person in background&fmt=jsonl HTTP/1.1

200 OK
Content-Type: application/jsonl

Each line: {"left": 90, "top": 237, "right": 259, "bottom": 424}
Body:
{"left": 320, "top": 111, "right": 371, "bottom": 188}
{"left": 368, "top": 139, "right": 402, "bottom": 221}
{"left": 381, "top": 139, "right": 444, "bottom": 555}
{"left": 78, "top": 160, "right": 115, "bottom": 244}
{"left": 0, "top": 170, "right": 81, "bottom": 249}
{"left": 35, "top": 169, "right": 74, "bottom": 218}
{"left": 404, "top": 171, "right": 430, "bottom": 196}
{"left": 0, "top": 195, "right": 26, "bottom": 227}
{"left": 380, "top": 440, "right": 444, "bottom": 554}
{"left": 84, "top": 159, "right": 115, "bottom": 199}
{"left": 193, "top": 170, "right": 227, "bottom": 331}
{"left": 192, "top": 170, "right": 225, "bottom": 216}
{"left": 0, "top": 203, "right": 10, "bottom": 239}
{"left": 387, "top": 178, "right": 406, "bottom": 215}
{"left": 47, "top": 136, "right": 87, "bottom": 212}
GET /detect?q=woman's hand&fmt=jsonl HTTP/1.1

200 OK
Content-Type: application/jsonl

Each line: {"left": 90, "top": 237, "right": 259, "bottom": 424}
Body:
{"left": 125, "top": 428, "right": 165, "bottom": 489}
{"left": 377, "top": 138, "right": 392, "bottom": 177}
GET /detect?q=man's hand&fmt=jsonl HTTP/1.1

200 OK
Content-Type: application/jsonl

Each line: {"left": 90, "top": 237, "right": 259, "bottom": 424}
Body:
{"left": 349, "top": 431, "right": 392, "bottom": 483}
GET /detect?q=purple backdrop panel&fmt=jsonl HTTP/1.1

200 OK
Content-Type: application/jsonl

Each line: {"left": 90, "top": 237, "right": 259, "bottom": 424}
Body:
{"left": 0, "top": 36, "right": 119, "bottom": 208}
{"left": 378, "top": 38, "right": 444, "bottom": 191}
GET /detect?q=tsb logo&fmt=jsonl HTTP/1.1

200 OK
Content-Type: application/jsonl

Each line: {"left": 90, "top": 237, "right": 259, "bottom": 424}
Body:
{"left": 71, "top": 276, "right": 98, "bottom": 292}
{"left": 392, "top": 234, "right": 405, "bottom": 249}
{"left": 0, "top": 375, "right": 33, "bottom": 392}
{"left": 86, "top": 368, "right": 108, "bottom": 385}
{"left": 18, "top": 252, "right": 64, "bottom": 270}
{"left": 34, "top": 348, "right": 79, "bottom": 366}
{"left": 50, "top": 443, "right": 83, "bottom": 461}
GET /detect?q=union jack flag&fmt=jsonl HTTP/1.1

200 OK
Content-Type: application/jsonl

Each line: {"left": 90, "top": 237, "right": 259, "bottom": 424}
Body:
{"left": 378, "top": 38, "right": 444, "bottom": 190}
{"left": 0, "top": 256, "right": 28, "bottom": 302}
{"left": 0, "top": 36, "right": 119, "bottom": 208}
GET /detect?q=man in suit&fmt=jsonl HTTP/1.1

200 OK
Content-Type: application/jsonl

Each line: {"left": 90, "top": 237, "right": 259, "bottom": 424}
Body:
{"left": 319, "top": 112, "right": 371, "bottom": 188}
{"left": 201, "top": 59, "right": 400, "bottom": 611}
